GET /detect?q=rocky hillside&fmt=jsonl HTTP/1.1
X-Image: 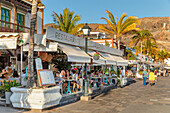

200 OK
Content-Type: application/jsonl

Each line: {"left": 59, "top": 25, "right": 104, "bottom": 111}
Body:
{"left": 120, "top": 17, "right": 170, "bottom": 51}
{"left": 44, "top": 17, "right": 170, "bottom": 51}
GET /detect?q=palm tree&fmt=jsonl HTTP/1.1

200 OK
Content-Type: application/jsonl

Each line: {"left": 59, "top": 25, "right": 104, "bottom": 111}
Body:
{"left": 27, "top": 0, "right": 38, "bottom": 87}
{"left": 129, "top": 30, "right": 153, "bottom": 66}
{"left": 53, "top": 8, "right": 84, "bottom": 36}
{"left": 98, "top": 10, "right": 140, "bottom": 50}
{"left": 157, "top": 50, "right": 170, "bottom": 69}
{"left": 143, "top": 40, "right": 156, "bottom": 56}
{"left": 149, "top": 46, "right": 159, "bottom": 62}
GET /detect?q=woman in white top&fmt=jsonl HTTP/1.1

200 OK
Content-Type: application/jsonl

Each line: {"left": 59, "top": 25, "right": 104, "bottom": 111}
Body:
{"left": 71, "top": 70, "right": 80, "bottom": 92}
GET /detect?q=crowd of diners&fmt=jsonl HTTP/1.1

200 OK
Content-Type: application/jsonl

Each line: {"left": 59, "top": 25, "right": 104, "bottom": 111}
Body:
{"left": 54, "top": 67, "right": 118, "bottom": 94}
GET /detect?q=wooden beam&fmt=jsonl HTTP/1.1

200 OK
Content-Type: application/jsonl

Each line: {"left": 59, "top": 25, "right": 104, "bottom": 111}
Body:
{"left": 6, "top": 0, "right": 32, "bottom": 9}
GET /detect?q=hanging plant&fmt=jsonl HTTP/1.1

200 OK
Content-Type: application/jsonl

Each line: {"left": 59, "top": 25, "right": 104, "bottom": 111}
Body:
{"left": 93, "top": 52, "right": 100, "bottom": 60}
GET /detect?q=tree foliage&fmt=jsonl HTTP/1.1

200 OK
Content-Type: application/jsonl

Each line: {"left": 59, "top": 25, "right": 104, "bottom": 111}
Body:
{"left": 53, "top": 8, "right": 84, "bottom": 36}
{"left": 98, "top": 10, "right": 140, "bottom": 50}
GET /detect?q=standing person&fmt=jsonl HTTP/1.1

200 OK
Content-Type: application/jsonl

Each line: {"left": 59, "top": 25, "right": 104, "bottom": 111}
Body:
{"left": 158, "top": 69, "right": 161, "bottom": 77}
{"left": 147, "top": 69, "right": 150, "bottom": 78}
{"left": 154, "top": 69, "right": 158, "bottom": 81}
{"left": 149, "top": 70, "right": 155, "bottom": 86}
{"left": 142, "top": 68, "right": 147, "bottom": 86}
{"left": 165, "top": 69, "right": 169, "bottom": 77}
{"left": 163, "top": 70, "right": 166, "bottom": 77}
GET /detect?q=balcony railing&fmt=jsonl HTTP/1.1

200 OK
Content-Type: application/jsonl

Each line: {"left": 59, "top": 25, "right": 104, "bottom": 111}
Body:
{"left": 0, "top": 20, "right": 31, "bottom": 33}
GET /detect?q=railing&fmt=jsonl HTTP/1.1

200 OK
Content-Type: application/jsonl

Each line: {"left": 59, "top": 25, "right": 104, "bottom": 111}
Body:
{"left": 0, "top": 20, "right": 31, "bottom": 33}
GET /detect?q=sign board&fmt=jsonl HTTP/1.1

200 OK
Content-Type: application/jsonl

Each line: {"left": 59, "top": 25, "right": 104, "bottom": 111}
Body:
{"left": 45, "top": 27, "right": 123, "bottom": 56}
{"left": 35, "top": 58, "right": 43, "bottom": 70}
{"left": 37, "top": 69, "right": 56, "bottom": 86}
{"left": 0, "top": 38, "right": 17, "bottom": 49}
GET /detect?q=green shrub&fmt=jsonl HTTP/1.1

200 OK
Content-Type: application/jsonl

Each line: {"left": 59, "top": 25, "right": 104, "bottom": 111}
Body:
{"left": 0, "top": 80, "right": 21, "bottom": 92}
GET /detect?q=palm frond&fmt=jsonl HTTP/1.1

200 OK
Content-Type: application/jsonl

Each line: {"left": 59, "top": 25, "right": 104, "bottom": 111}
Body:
{"left": 100, "top": 17, "right": 117, "bottom": 32}
{"left": 106, "top": 10, "right": 116, "bottom": 25}
{"left": 98, "top": 25, "right": 115, "bottom": 35}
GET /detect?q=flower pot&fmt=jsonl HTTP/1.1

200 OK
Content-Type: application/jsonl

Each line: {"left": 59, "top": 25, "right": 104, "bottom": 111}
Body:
{"left": 10, "top": 86, "right": 62, "bottom": 109}
{"left": 93, "top": 55, "right": 99, "bottom": 60}
{"left": 5, "top": 92, "right": 12, "bottom": 104}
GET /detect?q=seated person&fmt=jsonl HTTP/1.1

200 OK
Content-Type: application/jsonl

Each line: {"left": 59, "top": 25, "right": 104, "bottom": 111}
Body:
{"left": 66, "top": 70, "right": 70, "bottom": 79}
{"left": 5, "top": 62, "right": 14, "bottom": 78}
{"left": 0, "top": 69, "right": 8, "bottom": 79}
{"left": 55, "top": 72, "right": 63, "bottom": 85}
{"left": 13, "top": 69, "right": 19, "bottom": 78}
{"left": 71, "top": 70, "right": 81, "bottom": 92}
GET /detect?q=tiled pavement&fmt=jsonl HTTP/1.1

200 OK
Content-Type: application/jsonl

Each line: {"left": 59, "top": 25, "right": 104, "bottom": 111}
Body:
{"left": 1, "top": 77, "right": 170, "bottom": 113}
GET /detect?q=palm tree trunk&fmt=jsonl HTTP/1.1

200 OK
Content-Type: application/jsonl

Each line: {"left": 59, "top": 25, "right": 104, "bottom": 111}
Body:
{"left": 27, "top": 0, "right": 38, "bottom": 87}
{"left": 118, "top": 38, "right": 121, "bottom": 50}
{"left": 140, "top": 42, "right": 143, "bottom": 68}
{"left": 111, "top": 38, "right": 114, "bottom": 47}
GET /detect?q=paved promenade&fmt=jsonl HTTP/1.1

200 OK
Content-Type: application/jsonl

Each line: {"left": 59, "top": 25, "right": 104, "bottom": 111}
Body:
{"left": 1, "top": 77, "right": 170, "bottom": 113}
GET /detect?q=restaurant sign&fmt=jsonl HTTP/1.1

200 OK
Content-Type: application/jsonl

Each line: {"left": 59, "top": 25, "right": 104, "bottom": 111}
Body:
{"left": 45, "top": 27, "right": 123, "bottom": 56}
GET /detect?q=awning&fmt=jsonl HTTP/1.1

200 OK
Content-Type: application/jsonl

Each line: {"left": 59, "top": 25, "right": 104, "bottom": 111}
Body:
{"left": 139, "top": 60, "right": 152, "bottom": 64}
{"left": 128, "top": 60, "right": 138, "bottom": 64}
{"left": 150, "top": 63, "right": 160, "bottom": 67}
{"left": 22, "top": 33, "right": 46, "bottom": 46}
{"left": 23, "top": 42, "right": 58, "bottom": 52}
{"left": 164, "top": 66, "right": 170, "bottom": 69}
{"left": 99, "top": 52, "right": 116, "bottom": 65}
{"left": 88, "top": 51, "right": 106, "bottom": 65}
{"left": 0, "top": 33, "right": 19, "bottom": 49}
{"left": 110, "top": 55, "right": 128, "bottom": 66}
{"left": 58, "top": 43, "right": 91, "bottom": 63}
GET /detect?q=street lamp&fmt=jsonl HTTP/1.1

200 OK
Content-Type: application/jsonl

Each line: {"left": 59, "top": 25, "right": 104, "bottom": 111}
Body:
{"left": 82, "top": 23, "right": 91, "bottom": 98}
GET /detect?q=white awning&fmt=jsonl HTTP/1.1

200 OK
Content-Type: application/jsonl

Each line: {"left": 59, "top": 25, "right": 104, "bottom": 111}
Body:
{"left": 88, "top": 51, "right": 106, "bottom": 65}
{"left": 23, "top": 42, "right": 58, "bottom": 52}
{"left": 164, "top": 66, "right": 170, "bottom": 69}
{"left": 99, "top": 52, "right": 116, "bottom": 65}
{"left": 0, "top": 33, "right": 19, "bottom": 49}
{"left": 111, "top": 55, "right": 128, "bottom": 66}
{"left": 139, "top": 60, "right": 152, "bottom": 64}
{"left": 22, "top": 33, "right": 46, "bottom": 46}
{"left": 150, "top": 63, "right": 160, "bottom": 67}
{"left": 58, "top": 43, "right": 91, "bottom": 63}
{"left": 128, "top": 60, "right": 138, "bottom": 64}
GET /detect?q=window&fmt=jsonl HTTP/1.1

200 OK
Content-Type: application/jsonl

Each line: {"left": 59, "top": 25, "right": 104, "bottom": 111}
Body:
{"left": 17, "top": 13, "right": 25, "bottom": 31}
{"left": 1, "top": 7, "right": 10, "bottom": 27}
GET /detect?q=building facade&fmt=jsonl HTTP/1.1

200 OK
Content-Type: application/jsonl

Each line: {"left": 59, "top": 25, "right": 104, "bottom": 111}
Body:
{"left": 0, "top": 0, "right": 44, "bottom": 34}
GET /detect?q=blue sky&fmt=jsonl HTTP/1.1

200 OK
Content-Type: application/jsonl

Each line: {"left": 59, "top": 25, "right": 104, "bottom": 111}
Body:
{"left": 43, "top": 0, "right": 170, "bottom": 24}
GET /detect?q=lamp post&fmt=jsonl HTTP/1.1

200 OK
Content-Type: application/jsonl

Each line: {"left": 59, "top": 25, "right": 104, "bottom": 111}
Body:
{"left": 82, "top": 23, "right": 91, "bottom": 97}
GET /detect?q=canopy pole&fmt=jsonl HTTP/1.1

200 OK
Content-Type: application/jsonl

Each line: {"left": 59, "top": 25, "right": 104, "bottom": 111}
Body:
{"left": 20, "top": 45, "right": 23, "bottom": 84}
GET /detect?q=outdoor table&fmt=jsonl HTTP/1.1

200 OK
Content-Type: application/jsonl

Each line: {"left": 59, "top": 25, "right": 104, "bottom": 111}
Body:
{"left": 64, "top": 79, "right": 74, "bottom": 94}
{"left": 91, "top": 77, "right": 102, "bottom": 88}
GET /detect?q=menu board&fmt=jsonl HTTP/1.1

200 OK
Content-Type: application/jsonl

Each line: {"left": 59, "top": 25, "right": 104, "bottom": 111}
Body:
{"left": 37, "top": 69, "right": 56, "bottom": 86}
{"left": 35, "top": 58, "right": 43, "bottom": 70}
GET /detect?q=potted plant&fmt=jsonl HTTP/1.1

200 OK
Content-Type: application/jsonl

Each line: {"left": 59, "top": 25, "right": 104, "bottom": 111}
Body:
{"left": 93, "top": 52, "right": 100, "bottom": 60}
{"left": 0, "top": 80, "right": 21, "bottom": 104}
